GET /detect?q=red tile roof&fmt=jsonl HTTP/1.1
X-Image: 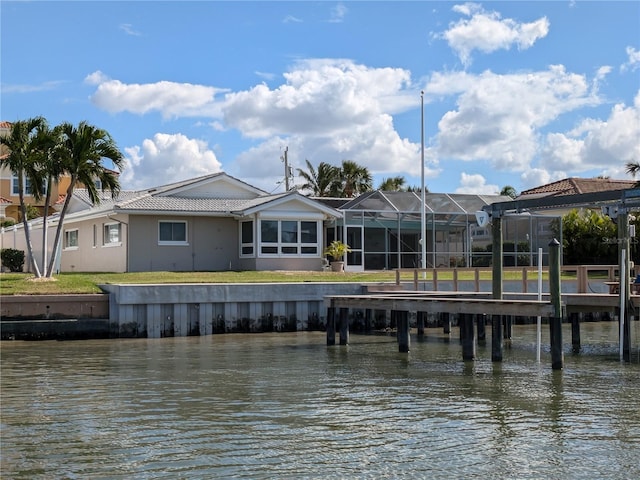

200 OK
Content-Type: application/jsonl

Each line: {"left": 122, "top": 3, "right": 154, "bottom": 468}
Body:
{"left": 519, "top": 177, "right": 636, "bottom": 197}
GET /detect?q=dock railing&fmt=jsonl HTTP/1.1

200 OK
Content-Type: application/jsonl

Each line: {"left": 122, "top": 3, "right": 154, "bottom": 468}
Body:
{"left": 395, "top": 265, "right": 630, "bottom": 294}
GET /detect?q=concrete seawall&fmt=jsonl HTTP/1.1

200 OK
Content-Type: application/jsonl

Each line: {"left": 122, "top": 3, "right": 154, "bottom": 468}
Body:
{"left": 100, "top": 282, "right": 372, "bottom": 338}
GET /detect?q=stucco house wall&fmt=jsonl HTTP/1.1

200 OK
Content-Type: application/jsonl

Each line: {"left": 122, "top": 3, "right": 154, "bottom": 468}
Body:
{"left": 60, "top": 216, "right": 128, "bottom": 272}
{"left": 127, "top": 215, "right": 239, "bottom": 272}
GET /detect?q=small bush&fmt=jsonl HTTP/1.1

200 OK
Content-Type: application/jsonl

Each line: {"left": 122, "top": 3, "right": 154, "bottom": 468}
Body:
{"left": 1, "top": 248, "right": 25, "bottom": 272}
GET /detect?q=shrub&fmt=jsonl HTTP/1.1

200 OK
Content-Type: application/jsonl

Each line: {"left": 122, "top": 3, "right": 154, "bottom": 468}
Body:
{"left": 1, "top": 248, "right": 25, "bottom": 272}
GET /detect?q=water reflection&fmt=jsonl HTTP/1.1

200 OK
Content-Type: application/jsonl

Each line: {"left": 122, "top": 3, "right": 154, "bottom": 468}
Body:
{"left": 1, "top": 324, "right": 639, "bottom": 479}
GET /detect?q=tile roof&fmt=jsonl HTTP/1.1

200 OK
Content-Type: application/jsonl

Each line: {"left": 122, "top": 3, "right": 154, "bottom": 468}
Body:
{"left": 519, "top": 177, "right": 636, "bottom": 197}
{"left": 0, "top": 196, "right": 13, "bottom": 205}
{"left": 0, "top": 121, "right": 12, "bottom": 129}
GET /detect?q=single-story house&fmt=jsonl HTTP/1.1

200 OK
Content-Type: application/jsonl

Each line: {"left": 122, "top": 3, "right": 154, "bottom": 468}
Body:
{"left": 2, "top": 172, "right": 342, "bottom": 273}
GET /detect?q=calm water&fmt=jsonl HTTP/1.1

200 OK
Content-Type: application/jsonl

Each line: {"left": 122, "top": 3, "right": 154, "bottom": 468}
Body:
{"left": 1, "top": 323, "right": 639, "bottom": 479}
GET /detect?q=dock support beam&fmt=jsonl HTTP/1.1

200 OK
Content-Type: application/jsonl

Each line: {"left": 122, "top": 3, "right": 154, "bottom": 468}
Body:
{"left": 549, "top": 238, "right": 564, "bottom": 370}
{"left": 492, "top": 315, "right": 503, "bottom": 362}
{"left": 396, "top": 310, "right": 410, "bottom": 352}
{"left": 339, "top": 308, "right": 349, "bottom": 345}
{"left": 326, "top": 307, "right": 336, "bottom": 346}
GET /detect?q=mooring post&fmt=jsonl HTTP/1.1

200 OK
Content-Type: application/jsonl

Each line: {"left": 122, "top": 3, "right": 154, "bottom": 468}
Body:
{"left": 491, "top": 213, "right": 504, "bottom": 363}
{"left": 618, "top": 211, "right": 632, "bottom": 363}
{"left": 417, "top": 311, "right": 425, "bottom": 336}
{"left": 395, "top": 310, "right": 410, "bottom": 352}
{"left": 326, "top": 307, "right": 336, "bottom": 346}
{"left": 549, "top": 238, "right": 564, "bottom": 370}
{"left": 461, "top": 313, "right": 476, "bottom": 360}
{"left": 491, "top": 315, "right": 503, "bottom": 362}
{"left": 477, "top": 314, "right": 486, "bottom": 346}
{"left": 570, "top": 311, "right": 581, "bottom": 353}
{"left": 339, "top": 308, "right": 349, "bottom": 345}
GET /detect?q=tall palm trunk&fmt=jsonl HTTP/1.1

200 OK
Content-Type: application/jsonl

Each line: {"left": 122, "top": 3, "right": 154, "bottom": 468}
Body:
{"left": 46, "top": 177, "right": 76, "bottom": 277}
{"left": 17, "top": 171, "right": 42, "bottom": 277}
{"left": 41, "top": 177, "right": 53, "bottom": 277}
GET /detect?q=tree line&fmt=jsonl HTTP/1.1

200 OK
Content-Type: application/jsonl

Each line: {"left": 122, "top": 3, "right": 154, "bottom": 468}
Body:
{"left": 0, "top": 117, "right": 124, "bottom": 278}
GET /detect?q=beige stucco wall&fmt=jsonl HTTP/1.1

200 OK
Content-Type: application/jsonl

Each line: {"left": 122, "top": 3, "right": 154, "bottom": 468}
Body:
{"left": 60, "top": 216, "right": 128, "bottom": 272}
{"left": 128, "top": 215, "right": 239, "bottom": 272}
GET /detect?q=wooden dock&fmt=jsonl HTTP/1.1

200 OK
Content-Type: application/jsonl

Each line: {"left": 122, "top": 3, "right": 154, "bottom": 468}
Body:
{"left": 324, "top": 290, "right": 637, "bottom": 368}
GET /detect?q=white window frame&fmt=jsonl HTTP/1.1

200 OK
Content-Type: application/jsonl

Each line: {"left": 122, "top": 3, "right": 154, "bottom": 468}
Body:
{"left": 258, "top": 219, "right": 320, "bottom": 257}
{"left": 64, "top": 229, "right": 79, "bottom": 250}
{"left": 240, "top": 220, "right": 255, "bottom": 257}
{"left": 158, "top": 220, "right": 188, "bottom": 246}
{"left": 103, "top": 222, "right": 122, "bottom": 247}
{"left": 11, "top": 175, "right": 45, "bottom": 196}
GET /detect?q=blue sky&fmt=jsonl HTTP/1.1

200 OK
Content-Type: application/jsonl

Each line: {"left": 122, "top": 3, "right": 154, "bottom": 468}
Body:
{"left": 2, "top": 1, "right": 639, "bottom": 195}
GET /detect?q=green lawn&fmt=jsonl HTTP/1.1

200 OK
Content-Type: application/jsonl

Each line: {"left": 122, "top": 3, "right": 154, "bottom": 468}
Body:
{"left": 0, "top": 271, "right": 399, "bottom": 295}
{"left": 0, "top": 268, "right": 562, "bottom": 296}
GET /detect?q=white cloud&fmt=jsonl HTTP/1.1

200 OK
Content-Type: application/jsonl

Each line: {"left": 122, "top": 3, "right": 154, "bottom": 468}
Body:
{"left": 119, "top": 23, "right": 142, "bottom": 36}
{"left": 432, "top": 65, "right": 600, "bottom": 171}
{"left": 540, "top": 92, "right": 640, "bottom": 172}
{"left": 441, "top": 3, "right": 549, "bottom": 66}
{"left": 0, "top": 80, "right": 64, "bottom": 94}
{"left": 621, "top": 46, "right": 640, "bottom": 72}
{"left": 84, "top": 71, "right": 110, "bottom": 86}
{"left": 89, "top": 73, "right": 228, "bottom": 119}
{"left": 329, "top": 3, "right": 348, "bottom": 23}
{"left": 120, "top": 133, "right": 222, "bottom": 190}
{"left": 283, "top": 15, "right": 302, "bottom": 24}
{"left": 455, "top": 172, "right": 499, "bottom": 194}
{"left": 222, "top": 59, "right": 414, "bottom": 138}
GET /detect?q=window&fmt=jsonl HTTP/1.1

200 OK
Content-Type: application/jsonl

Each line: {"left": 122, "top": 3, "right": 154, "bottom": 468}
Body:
{"left": 159, "top": 221, "right": 187, "bottom": 245}
{"left": 11, "top": 176, "right": 45, "bottom": 196}
{"left": 241, "top": 221, "right": 254, "bottom": 256}
{"left": 259, "top": 219, "right": 319, "bottom": 256}
{"left": 64, "top": 229, "right": 79, "bottom": 249}
{"left": 103, "top": 223, "right": 121, "bottom": 246}
{"left": 93, "top": 224, "right": 97, "bottom": 248}
{"left": 260, "top": 220, "right": 278, "bottom": 254}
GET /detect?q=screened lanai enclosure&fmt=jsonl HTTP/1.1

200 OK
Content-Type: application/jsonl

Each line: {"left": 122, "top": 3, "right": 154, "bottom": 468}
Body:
{"left": 325, "top": 191, "right": 558, "bottom": 271}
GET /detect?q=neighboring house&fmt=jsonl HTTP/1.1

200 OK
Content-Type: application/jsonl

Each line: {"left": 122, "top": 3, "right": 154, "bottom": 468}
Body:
{"left": 517, "top": 177, "right": 636, "bottom": 199}
{"left": 0, "top": 120, "right": 115, "bottom": 223}
{"left": 4, "top": 172, "right": 342, "bottom": 273}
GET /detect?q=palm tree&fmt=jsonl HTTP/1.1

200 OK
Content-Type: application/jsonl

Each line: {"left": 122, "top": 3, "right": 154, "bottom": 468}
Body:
{"left": 46, "top": 121, "right": 124, "bottom": 277}
{"left": 500, "top": 185, "right": 517, "bottom": 199}
{"left": 0, "top": 117, "right": 48, "bottom": 277}
{"left": 337, "top": 160, "right": 372, "bottom": 198}
{"left": 296, "top": 159, "right": 340, "bottom": 197}
{"left": 378, "top": 176, "right": 406, "bottom": 191}
{"left": 34, "top": 123, "right": 67, "bottom": 277}
{"left": 626, "top": 162, "right": 640, "bottom": 186}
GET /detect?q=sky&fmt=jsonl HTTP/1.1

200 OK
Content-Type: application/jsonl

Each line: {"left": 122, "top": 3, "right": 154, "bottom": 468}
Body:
{"left": 1, "top": 1, "right": 639, "bottom": 196}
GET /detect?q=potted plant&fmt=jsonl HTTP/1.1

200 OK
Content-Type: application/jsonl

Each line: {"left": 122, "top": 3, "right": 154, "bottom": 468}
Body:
{"left": 323, "top": 240, "right": 351, "bottom": 272}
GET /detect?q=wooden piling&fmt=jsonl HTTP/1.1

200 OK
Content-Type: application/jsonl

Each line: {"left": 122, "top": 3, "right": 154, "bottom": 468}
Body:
{"left": 477, "top": 314, "right": 486, "bottom": 346}
{"left": 326, "top": 307, "right": 336, "bottom": 346}
{"left": 417, "top": 311, "right": 425, "bottom": 336}
{"left": 549, "top": 238, "right": 564, "bottom": 370}
{"left": 396, "top": 310, "right": 410, "bottom": 353}
{"left": 339, "top": 307, "right": 349, "bottom": 345}
{"left": 492, "top": 314, "right": 503, "bottom": 362}
{"left": 461, "top": 313, "right": 476, "bottom": 360}
{"left": 442, "top": 312, "right": 451, "bottom": 334}
{"left": 570, "top": 312, "right": 581, "bottom": 353}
